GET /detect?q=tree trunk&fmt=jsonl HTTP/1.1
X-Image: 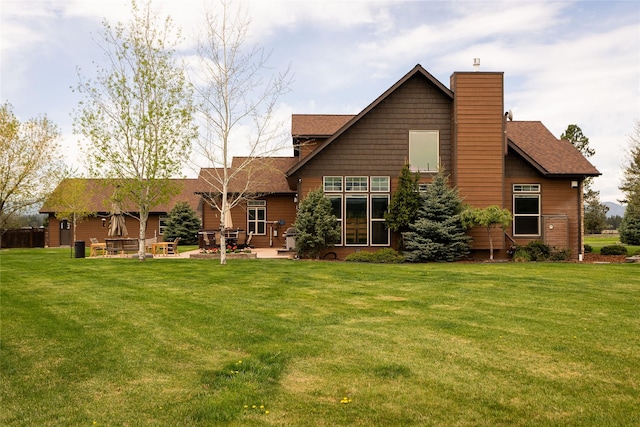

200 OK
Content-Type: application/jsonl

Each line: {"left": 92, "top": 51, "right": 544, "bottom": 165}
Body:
{"left": 487, "top": 225, "right": 494, "bottom": 261}
{"left": 138, "top": 209, "right": 149, "bottom": 261}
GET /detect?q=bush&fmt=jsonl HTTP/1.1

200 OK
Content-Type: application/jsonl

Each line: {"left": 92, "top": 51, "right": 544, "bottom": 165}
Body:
{"left": 345, "top": 248, "right": 405, "bottom": 263}
{"left": 583, "top": 244, "right": 593, "bottom": 253}
{"left": 549, "top": 249, "right": 572, "bottom": 261}
{"left": 512, "top": 248, "right": 531, "bottom": 262}
{"left": 523, "top": 240, "right": 552, "bottom": 261}
{"left": 600, "top": 245, "right": 628, "bottom": 255}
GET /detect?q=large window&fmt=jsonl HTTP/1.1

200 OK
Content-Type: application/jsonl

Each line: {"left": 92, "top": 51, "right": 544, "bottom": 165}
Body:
{"left": 513, "top": 184, "right": 540, "bottom": 236}
{"left": 324, "top": 175, "right": 390, "bottom": 246}
{"left": 409, "top": 130, "right": 439, "bottom": 172}
{"left": 247, "top": 200, "right": 266, "bottom": 235}
{"left": 345, "top": 196, "right": 367, "bottom": 245}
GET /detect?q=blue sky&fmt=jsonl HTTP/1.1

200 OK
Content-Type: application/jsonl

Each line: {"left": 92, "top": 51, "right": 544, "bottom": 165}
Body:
{"left": 2, "top": 0, "right": 639, "bottom": 202}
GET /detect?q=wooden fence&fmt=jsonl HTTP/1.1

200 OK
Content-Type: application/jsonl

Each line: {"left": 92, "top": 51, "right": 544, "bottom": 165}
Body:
{"left": 1, "top": 228, "right": 46, "bottom": 248}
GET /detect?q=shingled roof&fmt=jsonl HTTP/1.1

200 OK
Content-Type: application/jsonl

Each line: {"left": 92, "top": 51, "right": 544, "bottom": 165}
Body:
{"left": 40, "top": 178, "right": 202, "bottom": 213}
{"left": 198, "top": 157, "right": 297, "bottom": 195}
{"left": 506, "top": 121, "right": 600, "bottom": 177}
{"left": 292, "top": 114, "right": 354, "bottom": 137}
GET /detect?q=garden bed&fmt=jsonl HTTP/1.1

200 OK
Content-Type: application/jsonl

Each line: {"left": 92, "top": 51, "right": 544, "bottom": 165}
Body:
{"left": 190, "top": 252, "right": 256, "bottom": 260}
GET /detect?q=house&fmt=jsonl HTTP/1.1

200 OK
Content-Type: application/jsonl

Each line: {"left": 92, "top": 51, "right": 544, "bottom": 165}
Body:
{"left": 42, "top": 64, "right": 599, "bottom": 260}
{"left": 40, "top": 179, "right": 201, "bottom": 247}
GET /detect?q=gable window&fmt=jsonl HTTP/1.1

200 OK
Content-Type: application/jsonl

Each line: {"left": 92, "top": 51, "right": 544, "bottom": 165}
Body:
{"left": 345, "top": 176, "right": 368, "bottom": 192}
{"left": 323, "top": 176, "right": 342, "bottom": 192}
{"left": 247, "top": 200, "right": 266, "bottom": 235}
{"left": 409, "top": 130, "right": 439, "bottom": 172}
{"left": 513, "top": 184, "right": 540, "bottom": 236}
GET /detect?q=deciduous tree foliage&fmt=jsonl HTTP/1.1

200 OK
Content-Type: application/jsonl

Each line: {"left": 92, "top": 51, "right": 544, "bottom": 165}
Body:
{"left": 619, "top": 121, "right": 640, "bottom": 245}
{"left": 403, "top": 172, "right": 471, "bottom": 262}
{"left": 191, "top": 0, "right": 292, "bottom": 265}
{"left": 294, "top": 188, "right": 340, "bottom": 259}
{"left": 46, "top": 176, "right": 95, "bottom": 243}
{"left": 74, "top": 0, "right": 197, "bottom": 260}
{"left": 462, "top": 205, "right": 512, "bottom": 261}
{"left": 0, "top": 102, "right": 64, "bottom": 237}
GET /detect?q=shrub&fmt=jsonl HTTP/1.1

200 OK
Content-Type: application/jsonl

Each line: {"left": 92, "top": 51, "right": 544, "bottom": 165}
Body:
{"left": 345, "top": 248, "right": 405, "bottom": 263}
{"left": 600, "top": 245, "right": 628, "bottom": 255}
{"left": 523, "top": 240, "right": 552, "bottom": 261}
{"left": 512, "top": 248, "right": 531, "bottom": 262}
{"left": 549, "top": 249, "right": 572, "bottom": 261}
{"left": 583, "top": 244, "right": 593, "bottom": 253}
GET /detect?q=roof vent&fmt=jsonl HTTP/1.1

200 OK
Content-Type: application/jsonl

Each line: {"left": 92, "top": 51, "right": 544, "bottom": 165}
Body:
{"left": 473, "top": 58, "right": 480, "bottom": 72}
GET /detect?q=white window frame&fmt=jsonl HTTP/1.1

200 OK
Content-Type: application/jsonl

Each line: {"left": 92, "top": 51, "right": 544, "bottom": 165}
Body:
{"left": 327, "top": 195, "right": 343, "bottom": 246}
{"left": 247, "top": 200, "right": 267, "bottom": 235}
{"left": 159, "top": 215, "right": 169, "bottom": 235}
{"left": 370, "top": 176, "right": 390, "bottom": 192}
{"left": 345, "top": 176, "right": 368, "bottom": 192}
{"left": 323, "top": 176, "right": 343, "bottom": 192}
{"left": 409, "top": 130, "right": 439, "bottom": 172}
{"left": 513, "top": 184, "right": 541, "bottom": 236}
{"left": 370, "top": 194, "right": 389, "bottom": 246}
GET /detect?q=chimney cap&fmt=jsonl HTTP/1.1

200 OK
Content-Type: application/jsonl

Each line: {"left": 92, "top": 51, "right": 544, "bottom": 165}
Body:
{"left": 473, "top": 58, "right": 480, "bottom": 71}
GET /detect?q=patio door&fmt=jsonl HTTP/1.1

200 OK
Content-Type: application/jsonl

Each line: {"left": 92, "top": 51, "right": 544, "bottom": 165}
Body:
{"left": 60, "top": 219, "right": 71, "bottom": 246}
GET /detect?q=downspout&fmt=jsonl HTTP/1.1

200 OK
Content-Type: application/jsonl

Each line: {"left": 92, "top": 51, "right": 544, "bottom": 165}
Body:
{"left": 578, "top": 179, "right": 584, "bottom": 262}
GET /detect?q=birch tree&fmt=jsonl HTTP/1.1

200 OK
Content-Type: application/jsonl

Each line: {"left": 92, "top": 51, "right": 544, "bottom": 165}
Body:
{"left": 190, "top": 0, "right": 292, "bottom": 265}
{"left": 0, "top": 102, "right": 64, "bottom": 240}
{"left": 74, "top": 0, "right": 197, "bottom": 260}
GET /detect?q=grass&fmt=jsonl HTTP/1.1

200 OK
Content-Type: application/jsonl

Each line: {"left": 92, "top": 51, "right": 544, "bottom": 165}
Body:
{"left": 584, "top": 235, "right": 640, "bottom": 255}
{"left": 1, "top": 248, "right": 639, "bottom": 426}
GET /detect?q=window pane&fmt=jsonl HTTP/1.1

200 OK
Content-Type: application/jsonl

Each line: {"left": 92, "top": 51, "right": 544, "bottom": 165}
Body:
{"left": 409, "top": 130, "right": 439, "bottom": 172}
{"left": 371, "top": 222, "right": 389, "bottom": 245}
{"left": 345, "top": 177, "right": 368, "bottom": 192}
{"left": 371, "top": 176, "right": 389, "bottom": 192}
{"left": 346, "top": 197, "right": 367, "bottom": 244}
{"left": 323, "top": 176, "right": 342, "bottom": 192}
{"left": 371, "top": 196, "right": 388, "bottom": 219}
{"left": 328, "top": 196, "right": 342, "bottom": 219}
{"left": 515, "top": 217, "right": 539, "bottom": 235}
{"left": 514, "top": 196, "right": 539, "bottom": 214}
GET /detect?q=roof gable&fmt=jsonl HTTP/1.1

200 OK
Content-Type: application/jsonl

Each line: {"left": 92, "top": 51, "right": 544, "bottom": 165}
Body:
{"left": 292, "top": 114, "right": 354, "bottom": 138}
{"left": 287, "top": 64, "right": 453, "bottom": 176}
{"left": 506, "top": 121, "right": 600, "bottom": 177}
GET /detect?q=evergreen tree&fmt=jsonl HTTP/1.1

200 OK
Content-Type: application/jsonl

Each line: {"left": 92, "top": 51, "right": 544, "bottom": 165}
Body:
{"left": 294, "top": 188, "right": 340, "bottom": 259}
{"left": 403, "top": 172, "right": 471, "bottom": 262}
{"left": 384, "top": 164, "right": 421, "bottom": 248}
{"left": 619, "top": 121, "right": 640, "bottom": 244}
{"left": 163, "top": 202, "right": 201, "bottom": 244}
{"left": 584, "top": 194, "right": 609, "bottom": 234}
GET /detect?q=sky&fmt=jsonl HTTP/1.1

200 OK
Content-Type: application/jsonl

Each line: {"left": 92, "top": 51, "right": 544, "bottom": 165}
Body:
{"left": 1, "top": 0, "right": 639, "bottom": 203}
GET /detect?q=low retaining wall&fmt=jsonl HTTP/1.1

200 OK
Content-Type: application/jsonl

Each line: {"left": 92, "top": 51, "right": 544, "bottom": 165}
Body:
{"left": 190, "top": 253, "right": 257, "bottom": 260}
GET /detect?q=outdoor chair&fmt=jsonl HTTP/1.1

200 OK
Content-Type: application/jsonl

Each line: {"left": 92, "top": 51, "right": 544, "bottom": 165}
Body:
{"left": 89, "top": 237, "right": 106, "bottom": 257}
{"left": 238, "top": 231, "right": 254, "bottom": 249}
{"left": 144, "top": 236, "right": 158, "bottom": 253}
{"left": 167, "top": 237, "right": 180, "bottom": 256}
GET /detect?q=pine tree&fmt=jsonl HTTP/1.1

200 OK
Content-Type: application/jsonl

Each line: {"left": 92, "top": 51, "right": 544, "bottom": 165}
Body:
{"left": 403, "top": 172, "right": 471, "bottom": 262}
{"left": 619, "top": 121, "right": 640, "bottom": 244}
{"left": 163, "top": 202, "right": 201, "bottom": 244}
{"left": 384, "top": 164, "right": 421, "bottom": 249}
{"left": 294, "top": 188, "right": 340, "bottom": 259}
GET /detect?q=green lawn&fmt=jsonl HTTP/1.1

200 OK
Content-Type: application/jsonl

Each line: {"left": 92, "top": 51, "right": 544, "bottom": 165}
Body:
{"left": 584, "top": 234, "right": 640, "bottom": 255}
{"left": 1, "top": 249, "right": 639, "bottom": 426}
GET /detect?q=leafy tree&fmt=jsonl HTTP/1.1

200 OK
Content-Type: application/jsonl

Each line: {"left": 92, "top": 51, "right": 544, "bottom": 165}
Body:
{"left": 0, "top": 102, "right": 64, "bottom": 243}
{"left": 403, "top": 172, "right": 471, "bottom": 262}
{"left": 191, "top": 0, "right": 292, "bottom": 265}
{"left": 294, "top": 188, "right": 340, "bottom": 259}
{"left": 46, "top": 176, "right": 95, "bottom": 243}
{"left": 163, "top": 202, "right": 201, "bottom": 245}
{"left": 619, "top": 121, "right": 640, "bottom": 244}
{"left": 74, "top": 0, "right": 197, "bottom": 261}
{"left": 384, "top": 164, "right": 421, "bottom": 248}
{"left": 461, "top": 205, "right": 512, "bottom": 261}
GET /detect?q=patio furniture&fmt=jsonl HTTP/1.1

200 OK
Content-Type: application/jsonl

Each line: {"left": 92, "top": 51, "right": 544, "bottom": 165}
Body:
{"left": 89, "top": 237, "right": 106, "bottom": 257}
{"left": 167, "top": 237, "right": 181, "bottom": 256}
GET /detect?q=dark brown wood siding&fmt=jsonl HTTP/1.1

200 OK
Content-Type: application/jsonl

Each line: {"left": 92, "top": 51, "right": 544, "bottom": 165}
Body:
{"left": 295, "top": 74, "right": 453, "bottom": 178}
